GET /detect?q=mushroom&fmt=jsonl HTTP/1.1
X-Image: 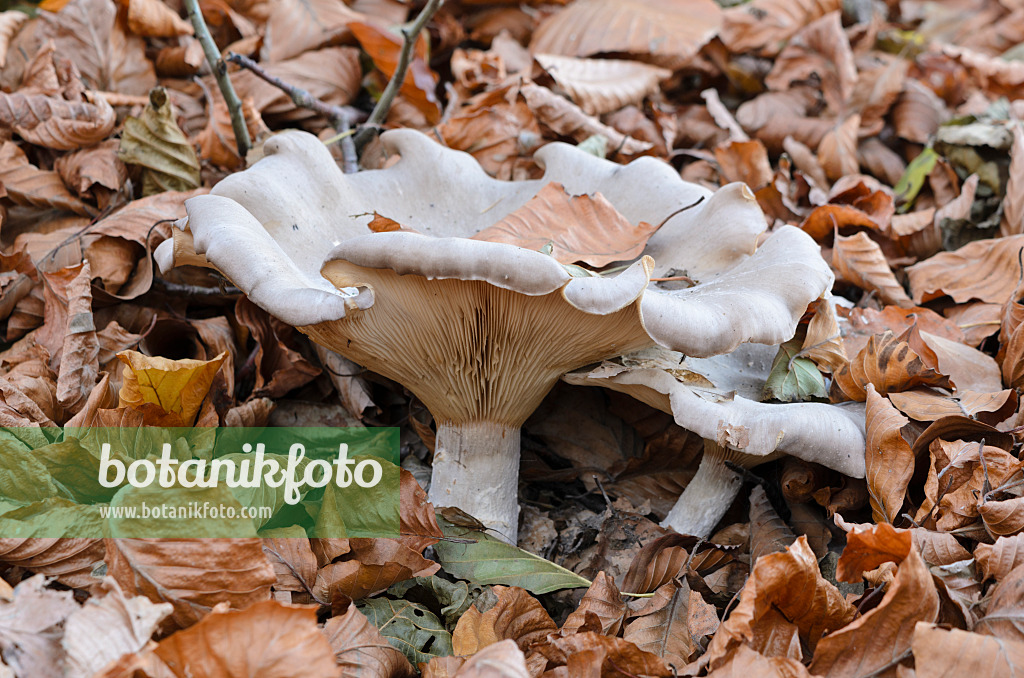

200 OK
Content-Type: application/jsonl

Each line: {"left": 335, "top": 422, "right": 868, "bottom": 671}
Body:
{"left": 564, "top": 342, "right": 866, "bottom": 537}
{"left": 155, "top": 130, "right": 835, "bottom": 542}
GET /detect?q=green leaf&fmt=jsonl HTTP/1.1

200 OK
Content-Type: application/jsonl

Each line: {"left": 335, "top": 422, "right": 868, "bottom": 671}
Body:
{"left": 312, "top": 455, "right": 401, "bottom": 538}
{"left": 894, "top": 147, "right": 938, "bottom": 213}
{"left": 356, "top": 597, "right": 453, "bottom": 666}
{"left": 762, "top": 338, "right": 828, "bottom": 403}
{"left": 388, "top": 576, "right": 474, "bottom": 629}
{"left": 434, "top": 513, "right": 591, "bottom": 594}
{"left": 117, "top": 87, "right": 200, "bottom": 195}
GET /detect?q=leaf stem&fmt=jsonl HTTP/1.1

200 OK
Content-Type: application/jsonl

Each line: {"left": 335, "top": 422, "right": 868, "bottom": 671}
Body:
{"left": 183, "top": 0, "right": 251, "bottom": 158}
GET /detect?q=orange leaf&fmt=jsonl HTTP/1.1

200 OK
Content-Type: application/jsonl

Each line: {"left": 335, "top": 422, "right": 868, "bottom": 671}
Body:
{"left": 836, "top": 522, "right": 912, "bottom": 582}
{"left": 472, "top": 183, "right": 659, "bottom": 267}
{"left": 350, "top": 20, "right": 440, "bottom": 124}
{"left": 864, "top": 384, "right": 916, "bottom": 523}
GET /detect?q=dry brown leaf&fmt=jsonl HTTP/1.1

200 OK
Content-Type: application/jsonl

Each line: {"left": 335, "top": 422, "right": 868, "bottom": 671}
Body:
{"left": 562, "top": 572, "right": 625, "bottom": 636}
{"left": 763, "top": 12, "right": 855, "bottom": 115}
{"left": 105, "top": 537, "right": 275, "bottom": 631}
{"left": 719, "top": 0, "right": 841, "bottom": 55}
{"left": 471, "top": 182, "right": 659, "bottom": 267}
{"left": 453, "top": 585, "right": 557, "bottom": 656}
{"left": 921, "top": 329, "right": 1002, "bottom": 393}
{"left": 314, "top": 538, "right": 439, "bottom": 602}
{"left": 833, "top": 231, "right": 911, "bottom": 306}
{"left": 264, "top": 0, "right": 363, "bottom": 62}
{"left": 702, "top": 536, "right": 856, "bottom": 668}
{"left": 0, "top": 141, "right": 94, "bottom": 216}
{"left": 518, "top": 83, "right": 653, "bottom": 157}
{"left": 809, "top": 549, "right": 938, "bottom": 677}
{"left": 1003, "top": 124, "right": 1024, "bottom": 238}
{"left": 152, "top": 600, "right": 339, "bottom": 677}
{"left": 714, "top": 140, "right": 773, "bottom": 189}
{"left": 262, "top": 536, "right": 317, "bottom": 594}
{"left": 534, "top": 54, "right": 669, "bottom": 116}
{"left": 818, "top": 114, "right": 861, "bottom": 183}
{"left": 907, "top": 234, "right": 1024, "bottom": 305}
{"left": 800, "top": 297, "right": 847, "bottom": 373}
{"left": 39, "top": 0, "right": 156, "bottom": 95}
{"left": 62, "top": 577, "right": 171, "bottom": 678}
{"left": 976, "top": 565, "right": 1024, "bottom": 644}
{"left": 840, "top": 304, "right": 965, "bottom": 358}
{"left": 529, "top": 0, "right": 721, "bottom": 66}
{"left": 836, "top": 522, "right": 911, "bottom": 583}
{"left": 0, "top": 575, "right": 78, "bottom": 678}
{"left": 703, "top": 644, "right": 812, "bottom": 678}
{"left": 748, "top": 484, "right": 797, "bottom": 565}
{"left": 976, "top": 535, "right": 1024, "bottom": 582}
{"left": 450, "top": 640, "right": 529, "bottom": 678}
{"left": 832, "top": 328, "right": 950, "bottom": 402}
{"left": 864, "top": 384, "right": 916, "bottom": 524}
{"left": 736, "top": 88, "right": 832, "bottom": 153}
{"left": 324, "top": 602, "right": 415, "bottom": 678}
{"left": 54, "top": 139, "right": 126, "bottom": 207}
{"left": 435, "top": 86, "right": 542, "bottom": 181}
{"left": 350, "top": 21, "right": 440, "bottom": 124}
{"left": 117, "top": 350, "right": 225, "bottom": 426}
{"left": 545, "top": 632, "right": 672, "bottom": 678}
{"left": 154, "top": 38, "right": 204, "bottom": 78}
{"left": 0, "top": 11, "right": 29, "bottom": 69}
{"left": 912, "top": 623, "right": 1024, "bottom": 678}
{"left": 850, "top": 54, "right": 909, "bottom": 135}
{"left": 54, "top": 262, "right": 98, "bottom": 414}
{"left": 121, "top": 0, "right": 192, "bottom": 37}
{"left": 622, "top": 579, "right": 708, "bottom": 668}
{"left": 980, "top": 496, "right": 1024, "bottom": 538}
{"left": 888, "top": 388, "right": 1017, "bottom": 425}
{"left": 0, "top": 537, "right": 104, "bottom": 589}
{"left": 892, "top": 80, "right": 946, "bottom": 144}
{"left": 234, "top": 298, "right": 320, "bottom": 398}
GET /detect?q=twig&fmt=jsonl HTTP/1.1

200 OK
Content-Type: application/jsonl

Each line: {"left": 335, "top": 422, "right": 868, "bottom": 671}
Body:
{"left": 184, "top": 0, "right": 251, "bottom": 158}
{"left": 354, "top": 0, "right": 444, "bottom": 150}
{"left": 225, "top": 51, "right": 363, "bottom": 172}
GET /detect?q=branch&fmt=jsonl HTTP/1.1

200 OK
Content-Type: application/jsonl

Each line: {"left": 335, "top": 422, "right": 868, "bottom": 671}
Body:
{"left": 354, "top": 0, "right": 443, "bottom": 150}
{"left": 225, "top": 51, "right": 364, "bottom": 172}
{"left": 183, "top": 0, "right": 251, "bottom": 158}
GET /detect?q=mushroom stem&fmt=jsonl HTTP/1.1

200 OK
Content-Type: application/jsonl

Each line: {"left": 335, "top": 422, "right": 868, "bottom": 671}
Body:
{"left": 428, "top": 421, "right": 521, "bottom": 544}
{"left": 661, "top": 439, "right": 744, "bottom": 537}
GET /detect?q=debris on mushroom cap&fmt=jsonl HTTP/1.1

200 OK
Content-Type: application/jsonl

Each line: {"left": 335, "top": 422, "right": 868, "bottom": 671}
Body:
{"left": 565, "top": 344, "right": 867, "bottom": 479}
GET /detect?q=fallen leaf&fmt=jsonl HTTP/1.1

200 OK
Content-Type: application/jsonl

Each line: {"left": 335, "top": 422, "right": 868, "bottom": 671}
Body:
{"left": 264, "top": 0, "right": 363, "bottom": 62}
{"left": 977, "top": 535, "right": 1024, "bottom": 582}
{"left": 116, "top": 349, "right": 225, "bottom": 426}
{"left": 864, "top": 384, "right": 916, "bottom": 524}
{"left": 39, "top": 0, "right": 156, "bottom": 94}
{"left": 703, "top": 644, "right": 812, "bottom": 678}
{"left": 54, "top": 262, "right": 98, "bottom": 414}
{"left": 153, "top": 600, "right": 340, "bottom": 677}
{"left": 546, "top": 632, "right": 672, "bottom": 678}
{"left": 832, "top": 231, "right": 912, "bottom": 306}
{"left": 450, "top": 640, "right": 529, "bottom": 678}
{"left": 832, "top": 328, "right": 950, "bottom": 402}
{"left": 350, "top": 21, "right": 440, "bottom": 124}
{"left": 907, "top": 234, "right": 1024, "bottom": 304}
{"left": 54, "top": 139, "right": 126, "bottom": 208}
{"left": 715, "top": 139, "right": 774, "bottom": 189}
{"left": 358, "top": 597, "right": 454, "bottom": 667}
{"left": 453, "top": 585, "right": 557, "bottom": 655}
{"left": 529, "top": 0, "right": 722, "bottom": 67}
{"left": 888, "top": 388, "right": 1017, "bottom": 425}
{"left": 800, "top": 297, "right": 847, "bottom": 373}
{"left": 975, "top": 564, "right": 1024, "bottom": 644}
{"left": 980, "top": 496, "right": 1024, "bottom": 538}
{"left": 117, "top": 87, "right": 201, "bottom": 195}
{"left": 105, "top": 537, "right": 275, "bottom": 632}
{"left": 234, "top": 298, "right": 320, "bottom": 398}
{"left": 622, "top": 579, "right": 706, "bottom": 668}
{"left": 748, "top": 484, "right": 797, "bottom": 564}
{"left": 0, "top": 537, "right": 104, "bottom": 588}
{"left": 719, "top": 0, "right": 841, "bottom": 55}
{"left": 561, "top": 572, "right": 625, "bottom": 636}
{"left": 314, "top": 538, "right": 439, "bottom": 601}
{"left": 472, "top": 182, "right": 659, "bottom": 267}
{"left": 0, "top": 11, "right": 29, "bottom": 69}
{"left": 120, "top": 0, "right": 193, "bottom": 37}
{"left": 0, "top": 575, "right": 78, "bottom": 678}
{"left": 762, "top": 337, "right": 828, "bottom": 403}
{"left": 323, "top": 602, "right": 415, "bottom": 678}
{"left": 61, "top": 577, "right": 172, "bottom": 678}
{"left": 911, "top": 623, "right": 1024, "bottom": 678}
{"left": 764, "top": 12, "right": 855, "bottom": 115}
{"left": 818, "top": 114, "right": 861, "bottom": 183}
{"left": 0, "top": 140, "right": 95, "bottom": 216}
{"left": 809, "top": 549, "right": 938, "bottom": 677}
{"left": 0, "top": 86, "right": 115, "bottom": 151}
{"left": 534, "top": 55, "right": 669, "bottom": 116}
{"left": 836, "top": 522, "right": 912, "bottom": 582}
{"left": 702, "top": 536, "right": 856, "bottom": 668}
{"left": 196, "top": 95, "right": 268, "bottom": 169}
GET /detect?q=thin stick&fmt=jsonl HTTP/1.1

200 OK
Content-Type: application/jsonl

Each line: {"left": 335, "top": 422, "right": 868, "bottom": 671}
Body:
{"left": 225, "top": 51, "right": 363, "bottom": 172}
{"left": 354, "top": 0, "right": 443, "bottom": 150}
{"left": 184, "top": 0, "right": 251, "bottom": 158}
